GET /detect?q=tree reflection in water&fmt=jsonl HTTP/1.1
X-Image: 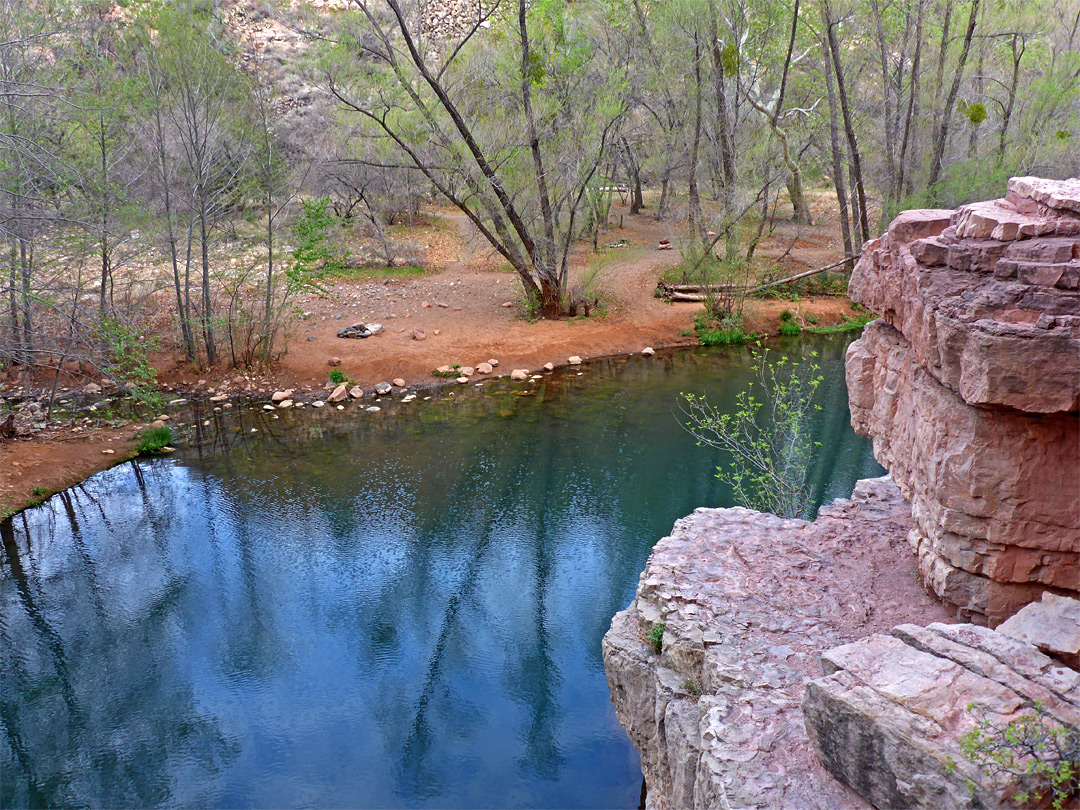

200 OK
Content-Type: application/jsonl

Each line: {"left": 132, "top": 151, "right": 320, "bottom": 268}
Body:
{"left": 1, "top": 335, "right": 881, "bottom": 809}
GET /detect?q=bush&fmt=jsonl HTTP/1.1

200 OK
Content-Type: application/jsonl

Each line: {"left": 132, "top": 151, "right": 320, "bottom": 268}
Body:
{"left": 779, "top": 311, "right": 802, "bottom": 335}
{"left": 135, "top": 426, "right": 174, "bottom": 455}
{"left": 958, "top": 702, "right": 1079, "bottom": 809}
{"left": 648, "top": 623, "right": 665, "bottom": 653}
{"left": 328, "top": 368, "right": 347, "bottom": 385}
{"left": 681, "top": 350, "right": 823, "bottom": 518}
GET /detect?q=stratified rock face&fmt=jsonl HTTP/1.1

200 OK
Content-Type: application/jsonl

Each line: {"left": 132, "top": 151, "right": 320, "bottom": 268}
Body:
{"left": 804, "top": 597, "right": 1080, "bottom": 810}
{"left": 602, "top": 478, "right": 953, "bottom": 810}
{"left": 847, "top": 177, "right": 1080, "bottom": 624}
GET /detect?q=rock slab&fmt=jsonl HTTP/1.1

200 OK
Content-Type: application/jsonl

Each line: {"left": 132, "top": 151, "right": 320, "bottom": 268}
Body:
{"left": 603, "top": 478, "right": 953, "bottom": 810}
{"left": 804, "top": 601, "right": 1080, "bottom": 809}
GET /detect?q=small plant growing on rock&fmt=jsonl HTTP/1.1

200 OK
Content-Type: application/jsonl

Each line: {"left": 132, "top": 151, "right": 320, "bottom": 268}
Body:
{"left": 682, "top": 677, "right": 703, "bottom": 696}
{"left": 960, "top": 702, "right": 1079, "bottom": 809}
{"left": 432, "top": 364, "right": 461, "bottom": 379}
{"left": 648, "top": 623, "right": 665, "bottom": 654}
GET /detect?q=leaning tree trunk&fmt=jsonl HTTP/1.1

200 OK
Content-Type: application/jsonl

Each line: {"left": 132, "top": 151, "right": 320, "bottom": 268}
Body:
{"left": 927, "top": 0, "right": 979, "bottom": 191}
{"left": 824, "top": 6, "right": 870, "bottom": 246}
{"left": 821, "top": 27, "right": 854, "bottom": 266}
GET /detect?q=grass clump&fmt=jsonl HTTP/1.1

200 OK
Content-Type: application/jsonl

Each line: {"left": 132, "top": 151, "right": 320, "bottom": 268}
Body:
{"left": 432, "top": 364, "right": 461, "bottom": 378}
{"left": 135, "top": 426, "right": 174, "bottom": 455}
{"left": 779, "top": 310, "right": 802, "bottom": 336}
{"left": 328, "top": 368, "right": 350, "bottom": 385}
{"left": 694, "top": 312, "right": 756, "bottom": 346}
{"left": 804, "top": 311, "right": 876, "bottom": 335}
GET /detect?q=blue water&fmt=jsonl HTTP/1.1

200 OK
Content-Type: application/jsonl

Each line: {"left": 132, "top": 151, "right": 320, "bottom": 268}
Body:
{"left": 1, "top": 335, "right": 882, "bottom": 809}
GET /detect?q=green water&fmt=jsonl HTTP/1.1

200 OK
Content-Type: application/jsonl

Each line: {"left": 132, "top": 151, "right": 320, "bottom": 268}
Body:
{"left": 1, "top": 334, "right": 882, "bottom": 809}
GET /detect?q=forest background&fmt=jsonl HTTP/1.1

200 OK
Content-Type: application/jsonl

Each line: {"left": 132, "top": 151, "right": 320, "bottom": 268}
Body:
{"left": 1, "top": 0, "right": 1077, "bottom": 393}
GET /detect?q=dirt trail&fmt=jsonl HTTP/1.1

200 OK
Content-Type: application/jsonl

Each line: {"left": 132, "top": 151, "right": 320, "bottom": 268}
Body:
{"left": 255, "top": 202, "right": 855, "bottom": 390}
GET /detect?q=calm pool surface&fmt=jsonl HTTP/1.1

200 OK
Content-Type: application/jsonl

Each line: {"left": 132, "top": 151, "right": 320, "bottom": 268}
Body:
{"left": 1, "top": 335, "right": 882, "bottom": 809}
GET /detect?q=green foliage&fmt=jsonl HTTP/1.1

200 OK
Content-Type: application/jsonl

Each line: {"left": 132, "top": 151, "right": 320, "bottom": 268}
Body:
{"left": 958, "top": 99, "right": 988, "bottom": 125}
{"left": 779, "top": 319, "right": 802, "bottom": 336}
{"left": 677, "top": 241, "right": 751, "bottom": 321}
{"left": 694, "top": 311, "right": 754, "bottom": 346}
{"left": 648, "top": 623, "right": 665, "bottom": 654}
{"left": 960, "top": 702, "right": 1079, "bottom": 809}
{"left": 779, "top": 310, "right": 803, "bottom": 334}
{"left": 30, "top": 486, "right": 48, "bottom": 498}
{"left": 804, "top": 311, "right": 876, "bottom": 335}
{"left": 288, "top": 197, "right": 346, "bottom": 293}
{"left": 681, "top": 350, "right": 824, "bottom": 518}
{"left": 97, "top": 317, "right": 161, "bottom": 406}
{"left": 328, "top": 368, "right": 347, "bottom": 385}
{"left": 135, "top": 426, "right": 174, "bottom": 455}
{"left": 720, "top": 43, "right": 740, "bottom": 75}
{"left": 518, "top": 288, "right": 543, "bottom": 321}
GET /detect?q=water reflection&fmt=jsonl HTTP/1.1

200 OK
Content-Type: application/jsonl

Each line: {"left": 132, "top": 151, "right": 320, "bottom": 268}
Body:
{"left": 2, "top": 335, "right": 882, "bottom": 809}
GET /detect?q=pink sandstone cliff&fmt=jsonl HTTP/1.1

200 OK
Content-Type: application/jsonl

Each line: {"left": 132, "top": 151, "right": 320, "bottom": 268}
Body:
{"left": 846, "top": 176, "right": 1080, "bottom": 625}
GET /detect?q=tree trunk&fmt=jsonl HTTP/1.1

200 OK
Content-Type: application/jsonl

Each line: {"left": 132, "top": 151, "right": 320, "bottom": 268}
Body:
{"left": 707, "top": 0, "right": 735, "bottom": 219}
{"left": 968, "top": 31, "right": 985, "bottom": 158}
{"left": 688, "top": 37, "right": 705, "bottom": 243}
{"left": 8, "top": 237, "right": 21, "bottom": 361}
{"left": 199, "top": 204, "right": 216, "bottom": 366}
{"left": 824, "top": 6, "right": 870, "bottom": 245}
{"left": 898, "top": 0, "right": 925, "bottom": 197}
{"left": 869, "top": 0, "right": 897, "bottom": 206}
{"left": 263, "top": 196, "right": 274, "bottom": 363}
{"left": 657, "top": 168, "right": 671, "bottom": 221}
{"left": 998, "top": 34, "right": 1024, "bottom": 164}
{"left": 821, "top": 24, "right": 854, "bottom": 266}
{"left": 518, "top": 0, "right": 558, "bottom": 279}
{"left": 927, "top": 0, "right": 979, "bottom": 191}
{"left": 622, "top": 138, "right": 644, "bottom": 215}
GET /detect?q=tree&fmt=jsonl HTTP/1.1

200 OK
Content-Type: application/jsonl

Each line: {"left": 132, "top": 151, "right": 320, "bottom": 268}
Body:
{"left": 133, "top": 2, "right": 257, "bottom": 366}
{"left": 322, "top": 0, "right": 630, "bottom": 318}
{"left": 681, "top": 350, "right": 823, "bottom": 518}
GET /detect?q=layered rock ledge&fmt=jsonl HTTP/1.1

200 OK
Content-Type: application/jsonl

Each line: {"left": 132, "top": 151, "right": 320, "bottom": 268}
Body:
{"left": 847, "top": 177, "right": 1080, "bottom": 623}
{"left": 804, "top": 593, "right": 1080, "bottom": 809}
{"left": 602, "top": 478, "right": 952, "bottom": 809}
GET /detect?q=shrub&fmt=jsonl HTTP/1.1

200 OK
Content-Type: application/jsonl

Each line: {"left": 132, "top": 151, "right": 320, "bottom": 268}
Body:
{"left": 328, "top": 368, "right": 347, "bottom": 385}
{"left": 681, "top": 350, "right": 823, "bottom": 518}
{"left": 694, "top": 311, "right": 754, "bottom": 346}
{"left": 959, "top": 702, "right": 1079, "bottom": 809}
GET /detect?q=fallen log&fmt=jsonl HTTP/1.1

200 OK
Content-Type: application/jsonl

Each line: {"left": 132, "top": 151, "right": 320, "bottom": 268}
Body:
{"left": 656, "top": 258, "right": 852, "bottom": 301}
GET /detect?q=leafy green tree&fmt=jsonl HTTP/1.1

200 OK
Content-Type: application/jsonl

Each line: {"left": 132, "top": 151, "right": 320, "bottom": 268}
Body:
{"left": 321, "top": 0, "right": 631, "bottom": 318}
{"left": 681, "top": 350, "right": 823, "bottom": 518}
